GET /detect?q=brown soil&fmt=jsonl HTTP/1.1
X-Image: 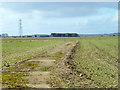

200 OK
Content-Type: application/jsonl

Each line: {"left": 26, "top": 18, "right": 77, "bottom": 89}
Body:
{"left": 25, "top": 41, "right": 78, "bottom": 88}
{"left": 25, "top": 58, "right": 56, "bottom": 88}
{"left": 50, "top": 41, "right": 100, "bottom": 88}
{"left": 2, "top": 41, "right": 78, "bottom": 88}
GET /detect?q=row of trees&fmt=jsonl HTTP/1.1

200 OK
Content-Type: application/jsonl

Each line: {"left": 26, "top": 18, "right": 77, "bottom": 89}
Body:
{"left": 51, "top": 33, "right": 79, "bottom": 37}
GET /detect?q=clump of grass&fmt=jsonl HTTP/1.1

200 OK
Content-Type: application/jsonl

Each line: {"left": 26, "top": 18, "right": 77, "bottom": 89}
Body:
{"left": 38, "top": 66, "right": 51, "bottom": 71}
{"left": 51, "top": 80, "right": 63, "bottom": 88}
{"left": 64, "top": 83, "right": 73, "bottom": 88}
{"left": 50, "top": 52, "right": 64, "bottom": 59}
{"left": 2, "top": 72, "right": 29, "bottom": 88}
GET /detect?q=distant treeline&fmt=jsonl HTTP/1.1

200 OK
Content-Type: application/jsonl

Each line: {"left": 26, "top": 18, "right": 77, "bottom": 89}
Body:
{"left": 1, "top": 32, "right": 119, "bottom": 38}
{"left": 2, "top": 33, "right": 79, "bottom": 38}
{"left": 51, "top": 33, "right": 79, "bottom": 37}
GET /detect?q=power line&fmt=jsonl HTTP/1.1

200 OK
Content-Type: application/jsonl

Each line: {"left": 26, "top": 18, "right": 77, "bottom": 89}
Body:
{"left": 19, "top": 19, "right": 22, "bottom": 37}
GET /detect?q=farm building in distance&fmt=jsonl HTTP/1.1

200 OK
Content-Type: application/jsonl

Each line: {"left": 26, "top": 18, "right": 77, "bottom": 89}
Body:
{"left": 51, "top": 33, "right": 79, "bottom": 37}
{"left": 20, "top": 34, "right": 50, "bottom": 38}
{"left": 0, "top": 33, "right": 9, "bottom": 38}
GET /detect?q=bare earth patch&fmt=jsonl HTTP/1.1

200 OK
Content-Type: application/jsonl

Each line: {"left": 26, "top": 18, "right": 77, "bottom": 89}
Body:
{"left": 25, "top": 41, "right": 77, "bottom": 88}
{"left": 2, "top": 41, "right": 78, "bottom": 88}
{"left": 26, "top": 58, "right": 56, "bottom": 88}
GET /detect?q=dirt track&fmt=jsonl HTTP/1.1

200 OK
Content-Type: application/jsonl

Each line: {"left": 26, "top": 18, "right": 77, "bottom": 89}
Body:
{"left": 25, "top": 41, "right": 77, "bottom": 88}
{"left": 26, "top": 58, "right": 56, "bottom": 88}
{"left": 2, "top": 41, "right": 78, "bottom": 88}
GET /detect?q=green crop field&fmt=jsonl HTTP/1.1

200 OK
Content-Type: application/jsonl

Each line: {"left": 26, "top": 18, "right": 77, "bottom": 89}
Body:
{"left": 1, "top": 36, "right": 118, "bottom": 88}
{"left": 2, "top": 38, "right": 65, "bottom": 68}
{"left": 72, "top": 36, "right": 118, "bottom": 88}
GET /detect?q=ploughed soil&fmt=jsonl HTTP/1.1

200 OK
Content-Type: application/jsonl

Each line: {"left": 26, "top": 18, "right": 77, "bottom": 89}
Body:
{"left": 2, "top": 41, "right": 97, "bottom": 88}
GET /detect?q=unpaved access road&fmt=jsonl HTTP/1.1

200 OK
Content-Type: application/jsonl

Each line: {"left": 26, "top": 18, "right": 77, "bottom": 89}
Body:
{"left": 2, "top": 41, "right": 78, "bottom": 88}
{"left": 26, "top": 58, "right": 56, "bottom": 88}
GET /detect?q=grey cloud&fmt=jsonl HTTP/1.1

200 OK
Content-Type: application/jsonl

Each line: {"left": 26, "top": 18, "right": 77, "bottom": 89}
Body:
{"left": 1, "top": 2, "right": 118, "bottom": 18}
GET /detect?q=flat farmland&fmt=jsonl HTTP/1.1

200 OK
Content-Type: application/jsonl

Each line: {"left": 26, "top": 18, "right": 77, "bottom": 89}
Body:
{"left": 2, "top": 38, "right": 65, "bottom": 68}
{"left": 1, "top": 36, "right": 118, "bottom": 88}
{"left": 71, "top": 36, "right": 118, "bottom": 88}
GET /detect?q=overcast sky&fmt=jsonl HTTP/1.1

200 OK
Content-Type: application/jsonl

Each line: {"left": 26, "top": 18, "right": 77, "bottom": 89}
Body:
{"left": 0, "top": 2, "right": 118, "bottom": 36}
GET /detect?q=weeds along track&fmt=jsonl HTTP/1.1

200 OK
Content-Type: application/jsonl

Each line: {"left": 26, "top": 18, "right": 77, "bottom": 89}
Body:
{"left": 2, "top": 41, "right": 78, "bottom": 88}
